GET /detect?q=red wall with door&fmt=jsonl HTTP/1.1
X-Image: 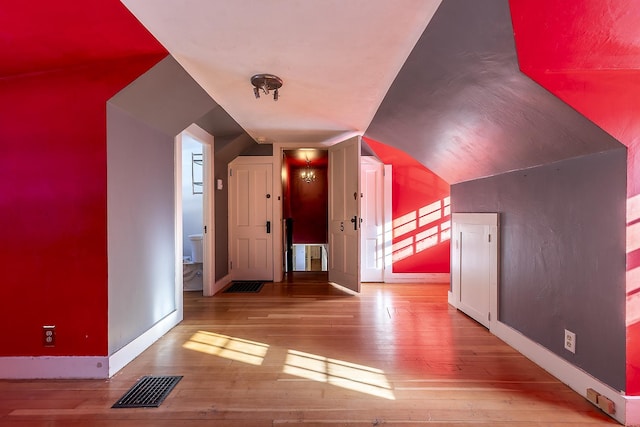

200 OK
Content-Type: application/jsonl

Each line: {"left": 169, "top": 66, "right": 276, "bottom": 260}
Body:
{"left": 364, "top": 138, "right": 451, "bottom": 273}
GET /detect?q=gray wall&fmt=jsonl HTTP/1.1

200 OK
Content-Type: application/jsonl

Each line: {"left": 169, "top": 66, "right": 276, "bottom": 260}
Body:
{"left": 365, "top": 0, "right": 621, "bottom": 184}
{"left": 212, "top": 134, "right": 268, "bottom": 280}
{"left": 107, "top": 104, "right": 176, "bottom": 354}
{"left": 451, "top": 148, "right": 627, "bottom": 391}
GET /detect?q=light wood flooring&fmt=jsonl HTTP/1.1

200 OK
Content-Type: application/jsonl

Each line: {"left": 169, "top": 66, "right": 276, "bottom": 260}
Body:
{"left": 0, "top": 273, "right": 618, "bottom": 426}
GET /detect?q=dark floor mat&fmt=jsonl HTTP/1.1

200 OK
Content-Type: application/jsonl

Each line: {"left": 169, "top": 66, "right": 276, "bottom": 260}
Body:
{"left": 112, "top": 375, "right": 182, "bottom": 408}
{"left": 223, "top": 281, "right": 264, "bottom": 293}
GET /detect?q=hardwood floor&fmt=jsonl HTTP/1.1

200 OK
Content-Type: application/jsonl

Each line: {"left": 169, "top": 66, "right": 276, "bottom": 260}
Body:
{"left": 0, "top": 274, "right": 618, "bottom": 426}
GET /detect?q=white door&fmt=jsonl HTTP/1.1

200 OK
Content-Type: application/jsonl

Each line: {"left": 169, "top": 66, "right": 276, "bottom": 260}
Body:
{"left": 451, "top": 213, "right": 499, "bottom": 330}
{"left": 228, "top": 158, "right": 273, "bottom": 281}
{"left": 360, "top": 157, "right": 384, "bottom": 282}
{"left": 328, "top": 136, "right": 361, "bottom": 292}
{"left": 458, "top": 223, "right": 491, "bottom": 327}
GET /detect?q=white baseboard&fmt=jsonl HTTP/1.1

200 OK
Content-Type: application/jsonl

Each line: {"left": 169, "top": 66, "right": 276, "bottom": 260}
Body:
{"left": 492, "top": 321, "right": 626, "bottom": 425}
{"left": 384, "top": 272, "right": 449, "bottom": 283}
{"left": 108, "top": 308, "right": 182, "bottom": 377}
{"left": 447, "top": 290, "right": 455, "bottom": 306}
{"left": 0, "top": 356, "right": 109, "bottom": 379}
{"left": 213, "top": 274, "right": 231, "bottom": 295}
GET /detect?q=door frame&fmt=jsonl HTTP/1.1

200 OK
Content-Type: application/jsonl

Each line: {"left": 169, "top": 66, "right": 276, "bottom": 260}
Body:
{"left": 177, "top": 124, "right": 215, "bottom": 296}
{"left": 360, "top": 156, "right": 385, "bottom": 282}
{"left": 272, "top": 142, "right": 334, "bottom": 282}
{"left": 449, "top": 212, "right": 499, "bottom": 331}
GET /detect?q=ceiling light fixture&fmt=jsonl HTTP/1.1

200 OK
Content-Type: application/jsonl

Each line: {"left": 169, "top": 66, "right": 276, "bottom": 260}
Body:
{"left": 251, "top": 73, "right": 283, "bottom": 101}
{"left": 301, "top": 158, "right": 316, "bottom": 183}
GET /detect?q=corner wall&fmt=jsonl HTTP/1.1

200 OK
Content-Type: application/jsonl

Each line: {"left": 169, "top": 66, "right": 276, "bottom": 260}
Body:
{"left": 0, "top": 56, "right": 162, "bottom": 368}
{"left": 451, "top": 148, "right": 627, "bottom": 391}
{"left": 107, "top": 104, "right": 177, "bottom": 354}
{"left": 364, "top": 138, "right": 450, "bottom": 273}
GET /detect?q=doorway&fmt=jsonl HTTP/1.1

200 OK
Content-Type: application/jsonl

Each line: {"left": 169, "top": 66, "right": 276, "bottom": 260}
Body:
{"left": 283, "top": 149, "right": 329, "bottom": 272}
{"left": 181, "top": 134, "right": 205, "bottom": 291}
{"left": 176, "top": 125, "right": 214, "bottom": 297}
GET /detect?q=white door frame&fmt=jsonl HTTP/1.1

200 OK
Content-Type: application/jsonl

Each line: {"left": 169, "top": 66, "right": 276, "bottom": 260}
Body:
{"left": 449, "top": 212, "right": 499, "bottom": 331}
{"left": 272, "top": 142, "right": 334, "bottom": 282}
{"left": 360, "top": 156, "right": 385, "bottom": 282}
{"left": 178, "top": 124, "right": 215, "bottom": 296}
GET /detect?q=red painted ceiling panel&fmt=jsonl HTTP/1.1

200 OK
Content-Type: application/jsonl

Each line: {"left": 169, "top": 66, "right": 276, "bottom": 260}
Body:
{"left": 510, "top": 0, "right": 640, "bottom": 148}
{"left": 511, "top": 0, "right": 640, "bottom": 73}
{"left": 0, "top": 0, "right": 166, "bottom": 78}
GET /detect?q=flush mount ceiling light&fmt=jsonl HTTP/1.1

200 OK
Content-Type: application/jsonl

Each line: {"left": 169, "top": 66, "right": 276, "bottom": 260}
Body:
{"left": 251, "top": 73, "right": 283, "bottom": 101}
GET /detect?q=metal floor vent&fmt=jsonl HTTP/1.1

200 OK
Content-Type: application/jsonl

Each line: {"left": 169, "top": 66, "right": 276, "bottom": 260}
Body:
{"left": 112, "top": 375, "right": 182, "bottom": 408}
{"left": 224, "top": 281, "right": 264, "bottom": 293}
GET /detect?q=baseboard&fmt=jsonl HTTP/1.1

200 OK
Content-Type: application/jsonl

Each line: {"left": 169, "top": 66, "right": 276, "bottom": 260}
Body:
{"left": 0, "top": 356, "right": 109, "bottom": 379}
{"left": 492, "top": 321, "right": 626, "bottom": 425}
{"left": 213, "top": 274, "right": 231, "bottom": 295}
{"left": 108, "top": 308, "right": 182, "bottom": 377}
{"left": 384, "top": 272, "right": 450, "bottom": 283}
{"left": 447, "top": 290, "right": 455, "bottom": 306}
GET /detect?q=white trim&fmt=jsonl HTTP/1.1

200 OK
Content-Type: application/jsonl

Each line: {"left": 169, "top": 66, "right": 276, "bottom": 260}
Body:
{"left": 493, "top": 320, "right": 625, "bottom": 425}
{"left": 383, "top": 272, "right": 450, "bottom": 283}
{"left": 182, "top": 124, "right": 215, "bottom": 297}
{"left": 360, "top": 156, "right": 385, "bottom": 283}
{"left": 625, "top": 396, "right": 640, "bottom": 426}
{"left": 450, "top": 213, "right": 499, "bottom": 330}
{"left": 109, "top": 308, "right": 182, "bottom": 377}
{"left": 213, "top": 274, "right": 232, "bottom": 295}
{"left": 0, "top": 356, "right": 109, "bottom": 379}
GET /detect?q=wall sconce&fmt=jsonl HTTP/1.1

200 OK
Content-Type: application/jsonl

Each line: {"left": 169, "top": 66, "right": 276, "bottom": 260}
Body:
{"left": 251, "top": 73, "right": 283, "bottom": 101}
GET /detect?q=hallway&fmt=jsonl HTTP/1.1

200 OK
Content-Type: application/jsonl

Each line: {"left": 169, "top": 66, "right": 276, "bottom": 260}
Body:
{"left": 0, "top": 277, "right": 616, "bottom": 425}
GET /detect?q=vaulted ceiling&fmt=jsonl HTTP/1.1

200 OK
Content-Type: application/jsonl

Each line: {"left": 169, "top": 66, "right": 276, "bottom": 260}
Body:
{"left": 2, "top": 0, "right": 638, "bottom": 185}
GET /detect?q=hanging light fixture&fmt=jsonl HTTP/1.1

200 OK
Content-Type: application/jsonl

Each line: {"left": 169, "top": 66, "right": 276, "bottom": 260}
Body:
{"left": 250, "top": 73, "right": 283, "bottom": 101}
{"left": 300, "top": 158, "right": 316, "bottom": 183}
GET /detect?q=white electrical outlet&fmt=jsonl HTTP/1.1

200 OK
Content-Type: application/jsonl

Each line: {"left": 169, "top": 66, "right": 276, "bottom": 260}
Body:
{"left": 564, "top": 329, "right": 576, "bottom": 353}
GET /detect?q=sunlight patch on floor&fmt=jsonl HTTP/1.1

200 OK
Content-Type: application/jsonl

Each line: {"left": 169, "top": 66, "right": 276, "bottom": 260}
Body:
{"left": 183, "top": 331, "right": 269, "bottom": 365}
{"left": 283, "top": 349, "right": 395, "bottom": 400}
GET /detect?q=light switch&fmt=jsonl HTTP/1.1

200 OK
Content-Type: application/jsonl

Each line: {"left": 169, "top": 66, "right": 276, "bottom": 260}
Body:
{"left": 217, "top": 179, "right": 223, "bottom": 190}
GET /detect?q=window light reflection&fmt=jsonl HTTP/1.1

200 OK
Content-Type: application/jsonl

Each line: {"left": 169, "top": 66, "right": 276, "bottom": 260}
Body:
{"left": 183, "top": 331, "right": 269, "bottom": 366}
{"left": 283, "top": 349, "right": 395, "bottom": 400}
{"left": 391, "top": 197, "right": 451, "bottom": 263}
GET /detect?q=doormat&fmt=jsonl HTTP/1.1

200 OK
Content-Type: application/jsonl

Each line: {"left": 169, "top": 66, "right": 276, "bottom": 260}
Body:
{"left": 112, "top": 375, "right": 182, "bottom": 408}
{"left": 223, "top": 281, "right": 264, "bottom": 293}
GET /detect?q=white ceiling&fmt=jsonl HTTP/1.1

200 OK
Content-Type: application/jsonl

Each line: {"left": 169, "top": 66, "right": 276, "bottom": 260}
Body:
{"left": 120, "top": 0, "right": 442, "bottom": 144}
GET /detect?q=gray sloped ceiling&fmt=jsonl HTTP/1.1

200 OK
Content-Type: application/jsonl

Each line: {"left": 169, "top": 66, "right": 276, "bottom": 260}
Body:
{"left": 365, "top": 0, "right": 623, "bottom": 184}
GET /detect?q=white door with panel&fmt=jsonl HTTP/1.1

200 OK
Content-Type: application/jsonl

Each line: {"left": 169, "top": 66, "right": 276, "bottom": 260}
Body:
{"left": 328, "top": 136, "right": 361, "bottom": 292}
{"left": 228, "top": 158, "right": 273, "bottom": 281}
{"left": 450, "top": 213, "right": 499, "bottom": 330}
{"left": 360, "top": 157, "right": 384, "bottom": 282}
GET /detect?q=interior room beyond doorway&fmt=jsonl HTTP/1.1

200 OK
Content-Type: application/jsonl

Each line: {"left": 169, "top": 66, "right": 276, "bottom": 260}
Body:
{"left": 283, "top": 149, "right": 328, "bottom": 272}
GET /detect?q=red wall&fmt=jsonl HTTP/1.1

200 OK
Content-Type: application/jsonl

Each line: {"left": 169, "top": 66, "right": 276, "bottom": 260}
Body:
{"left": 0, "top": 0, "right": 166, "bottom": 358}
{"left": 287, "top": 164, "right": 328, "bottom": 244}
{"left": 364, "top": 138, "right": 450, "bottom": 273}
{"left": 0, "top": 57, "right": 164, "bottom": 357}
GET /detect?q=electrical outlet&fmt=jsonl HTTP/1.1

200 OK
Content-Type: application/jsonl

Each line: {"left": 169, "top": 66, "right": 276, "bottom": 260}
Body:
{"left": 564, "top": 329, "right": 576, "bottom": 353}
{"left": 43, "top": 325, "right": 56, "bottom": 347}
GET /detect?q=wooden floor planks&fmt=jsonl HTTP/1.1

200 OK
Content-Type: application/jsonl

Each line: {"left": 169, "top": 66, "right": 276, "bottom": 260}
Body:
{"left": 0, "top": 274, "right": 618, "bottom": 425}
